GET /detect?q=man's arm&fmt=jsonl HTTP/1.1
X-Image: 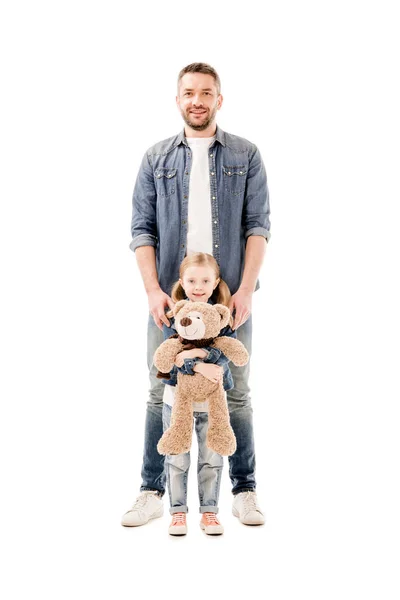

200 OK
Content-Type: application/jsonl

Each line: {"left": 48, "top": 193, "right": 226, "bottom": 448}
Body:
{"left": 136, "top": 246, "right": 174, "bottom": 329}
{"left": 130, "top": 151, "right": 174, "bottom": 329}
{"left": 230, "top": 145, "right": 270, "bottom": 330}
{"left": 230, "top": 236, "right": 266, "bottom": 330}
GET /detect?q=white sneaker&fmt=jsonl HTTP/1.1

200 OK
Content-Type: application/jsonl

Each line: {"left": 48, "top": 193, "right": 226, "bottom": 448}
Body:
{"left": 121, "top": 491, "right": 163, "bottom": 527}
{"left": 232, "top": 491, "right": 265, "bottom": 525}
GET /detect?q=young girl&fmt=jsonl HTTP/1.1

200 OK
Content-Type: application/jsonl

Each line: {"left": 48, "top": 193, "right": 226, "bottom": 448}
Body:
{"left": 160, "top": 252, "right": 235, "bottom": 536}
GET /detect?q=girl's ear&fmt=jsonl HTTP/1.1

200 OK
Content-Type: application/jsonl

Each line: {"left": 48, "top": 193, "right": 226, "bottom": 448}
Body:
{"left": 174, "top": 299, "right": 189, "bottom": 315}
{"left": 213, "top": 304, "right": 230, "bottom": 328}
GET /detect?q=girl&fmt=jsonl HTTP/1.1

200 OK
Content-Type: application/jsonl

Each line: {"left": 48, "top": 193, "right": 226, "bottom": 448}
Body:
{"left": 161, "top": 252, "right": 235, "bottom": 536}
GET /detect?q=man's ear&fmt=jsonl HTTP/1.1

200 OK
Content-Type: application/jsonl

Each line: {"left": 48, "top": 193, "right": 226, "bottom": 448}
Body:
{"left": 174, "top": 299, "right": 189, "bottom": 315}
{"left": 213, "top": 304, "right": 230, "bottom": 329}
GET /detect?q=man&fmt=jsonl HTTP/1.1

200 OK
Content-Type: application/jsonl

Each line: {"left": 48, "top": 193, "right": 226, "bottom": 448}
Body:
{"left": 122, "top": 63, "right": 271, "bottom": 527}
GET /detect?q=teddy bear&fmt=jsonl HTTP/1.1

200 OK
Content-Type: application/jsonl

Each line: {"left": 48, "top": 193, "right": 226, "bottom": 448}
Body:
{"left": 154, "top": 300, "right": 249, "bottom": 457}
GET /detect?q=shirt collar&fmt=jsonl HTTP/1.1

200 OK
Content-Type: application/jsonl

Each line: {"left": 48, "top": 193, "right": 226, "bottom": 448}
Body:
{"left": 176, "top": 124, "right": 226, "bottom": 148}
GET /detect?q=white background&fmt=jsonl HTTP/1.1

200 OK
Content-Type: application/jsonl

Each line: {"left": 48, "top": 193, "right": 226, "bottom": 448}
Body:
{"left": 1, "top": 1, "right": 399, "bottom": 598}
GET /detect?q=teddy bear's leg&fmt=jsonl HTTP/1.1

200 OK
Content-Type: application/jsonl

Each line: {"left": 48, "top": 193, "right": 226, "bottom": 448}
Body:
{"left": 207, "top": 387, "right": 237, "bottom": 456}
{"left": 157, "top": 387, "right": 194, "bottom": 456}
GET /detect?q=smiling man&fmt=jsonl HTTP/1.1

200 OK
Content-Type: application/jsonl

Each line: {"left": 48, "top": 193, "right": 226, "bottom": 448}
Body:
{"left": 122, "top": 63, "right": 271, "bottom": 528}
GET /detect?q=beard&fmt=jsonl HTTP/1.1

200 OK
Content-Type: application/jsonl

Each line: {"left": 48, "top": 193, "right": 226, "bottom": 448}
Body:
{"left": 180, "top": 103, "right": 219, "bottom": 131}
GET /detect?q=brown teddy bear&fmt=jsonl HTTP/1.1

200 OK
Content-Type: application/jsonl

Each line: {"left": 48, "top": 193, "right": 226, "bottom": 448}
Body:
{"left": 154, "top": 300, "right": 249, "bottom": 457}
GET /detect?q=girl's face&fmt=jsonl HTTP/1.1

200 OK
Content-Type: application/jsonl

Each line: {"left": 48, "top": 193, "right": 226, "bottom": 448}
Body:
{"left": 180, "top": 265, "right": 220, "bottom": 303}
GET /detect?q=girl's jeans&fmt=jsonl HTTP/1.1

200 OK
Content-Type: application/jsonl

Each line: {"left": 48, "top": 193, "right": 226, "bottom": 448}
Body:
{"left": 140, "top": 314, "right": 255, "bottom": 496}
{"left": 162, "top": 403, "right": 223, "bottom": 514}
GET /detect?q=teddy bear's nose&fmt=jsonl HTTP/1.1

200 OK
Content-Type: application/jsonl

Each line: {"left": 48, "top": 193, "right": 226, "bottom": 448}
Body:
{"left": 180, "top": 317, "right": 192, "bottom": 327}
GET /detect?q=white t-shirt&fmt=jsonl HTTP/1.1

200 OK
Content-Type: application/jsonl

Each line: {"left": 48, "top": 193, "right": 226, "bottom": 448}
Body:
{"left": 163, "top": 384, "right": 210, "bottom": 412}
{"left": 186, "top": 136, "right": 215, "bottom": 257}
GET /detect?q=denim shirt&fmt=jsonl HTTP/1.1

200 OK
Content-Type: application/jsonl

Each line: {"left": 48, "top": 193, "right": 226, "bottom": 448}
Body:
{"left": 130, "top": 125, "right": 271, "bottom": 296}
{"left": 161, "top": 317, "right": 236, "bottom": 392}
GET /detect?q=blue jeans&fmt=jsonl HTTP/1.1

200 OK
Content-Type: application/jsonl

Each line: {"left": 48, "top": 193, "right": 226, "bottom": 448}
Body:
{"left": 162, "top": 403, "right": 223, "bottom": 514}
{"left": 140, "top": 314, "right": 256, "bottom": 496}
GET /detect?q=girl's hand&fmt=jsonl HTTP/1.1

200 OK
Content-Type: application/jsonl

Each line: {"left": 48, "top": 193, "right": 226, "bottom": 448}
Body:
{"left": 193, "top": 363, "right": 223, "bottom": 383}
{"left": 174, "top": 348, "right": 208, "bottom": 368}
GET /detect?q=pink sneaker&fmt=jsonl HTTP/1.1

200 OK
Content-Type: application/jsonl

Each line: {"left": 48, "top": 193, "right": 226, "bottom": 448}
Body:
{"left": 168, "top": 512, "right": 187, "bottom": 536}
{"left": 200, "top": 512, "right": 224, "bottom": 535}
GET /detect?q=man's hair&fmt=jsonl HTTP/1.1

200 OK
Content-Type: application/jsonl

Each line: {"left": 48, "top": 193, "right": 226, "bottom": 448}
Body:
{"left": 177, "top": 62, "right": 221, "bottom": 94}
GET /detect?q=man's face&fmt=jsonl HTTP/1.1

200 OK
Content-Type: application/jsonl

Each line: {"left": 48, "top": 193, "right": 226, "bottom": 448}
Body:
{"left": 176, "top": 73, "right": 223, "bottom": 132}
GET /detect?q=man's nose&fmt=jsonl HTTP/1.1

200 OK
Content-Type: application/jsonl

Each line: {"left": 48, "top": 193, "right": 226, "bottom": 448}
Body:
{"left": 192, "top": 96, "right": 203, "bottom": 106}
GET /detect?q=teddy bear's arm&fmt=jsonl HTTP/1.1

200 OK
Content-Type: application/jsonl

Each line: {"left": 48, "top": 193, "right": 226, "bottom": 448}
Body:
{"left": 153, "top": 338, "right": 184, "bottom": 373}
{"left": 212, "top": 337, "right": 249, "bottom": 367}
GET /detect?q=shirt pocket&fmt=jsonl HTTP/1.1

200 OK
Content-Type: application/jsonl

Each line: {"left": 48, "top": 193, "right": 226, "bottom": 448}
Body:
{"left": 154, "top": 167, "right": 177, "bottom": 197}
{"left": 222, "top": 165, "right": 247, "bottom": 196}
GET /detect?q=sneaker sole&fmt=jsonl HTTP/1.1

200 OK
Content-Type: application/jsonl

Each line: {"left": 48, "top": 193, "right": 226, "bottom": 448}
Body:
{"left": 168, "top": 526, "right": 187, "bottom": 536}
{"left": 121, "top": 507, "right": 164, "bottom": 527}
{"left": 232, "top": 507, "right": 265, "bottom": 526}
{"left": 200, "top": 523, "right": 224, "bottom": 535}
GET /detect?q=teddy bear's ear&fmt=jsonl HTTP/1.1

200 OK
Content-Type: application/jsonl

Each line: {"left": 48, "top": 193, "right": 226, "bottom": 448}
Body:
{"left": 174, "top": 300, "right": 189, "bottom": 315}
{"left": 213, "top": 304, "right": 231, "bottom": 329}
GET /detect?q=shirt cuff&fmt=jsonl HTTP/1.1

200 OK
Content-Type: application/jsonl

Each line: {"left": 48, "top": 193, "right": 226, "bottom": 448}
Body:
{"left": 129, "top": 234, "right": 157, "bottom": 252}
{"left": 183, "top": 358, "right": 198, "bottom": 375}
{"left": 203, "top": 348, "right": 221, "bottom": 363}
{"left": 245, "top": 227, "right": 271, "bottom": 242}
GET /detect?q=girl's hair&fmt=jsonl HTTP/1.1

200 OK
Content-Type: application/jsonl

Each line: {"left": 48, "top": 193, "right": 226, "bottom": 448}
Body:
{"left": 167, "top": 253, "right": 231, "bottom": 318}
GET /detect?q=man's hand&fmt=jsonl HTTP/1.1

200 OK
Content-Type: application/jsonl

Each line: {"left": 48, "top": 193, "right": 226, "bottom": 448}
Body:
{"left": 229, "top": 288, "right": 253, "bottom": 330}
{"left": 193, "top": 363, "right": 223, "bottom": 384}
{"left": 174, "top": 348, "right": 208, "bottom": 368}
{"left": 148, "top": 288, "right": 175, "bottom": 330}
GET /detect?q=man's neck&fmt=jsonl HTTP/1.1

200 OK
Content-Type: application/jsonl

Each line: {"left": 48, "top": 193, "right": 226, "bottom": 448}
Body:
{"left": 184, "top": 123, "right": 217, "bottom": 139}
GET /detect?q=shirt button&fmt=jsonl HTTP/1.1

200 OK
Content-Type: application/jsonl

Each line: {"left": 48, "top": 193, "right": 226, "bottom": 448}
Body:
{"left": 214, "top": 220, "right": 217, "bottom": 224}
{"left": 184, "top": 195, "right": 188, "bottom": 199}
{"left": 182, "top": 244, "right": 185, "bottom": 248}
{"left": 183, "top": 220, "right": 186, "bottom": 224}
{"left": 212, "top": 196, "right": 216, "bottom": 200}
{"left": 228, "top": 171, "right": 231, "bottom": 175}
{"left": 185, "top": 171, "right": 188, "bottom": 175}
{"left": 209, "top": 153, "right": 213, "bottom": 157}
{"left": 211, "top": 171, "right": 214, "bottom": 175}
{"left": 239, "top": 171, "right": 243, "bottom": 174}
{"left": 215, "top": 244, "right": 218, "bottom": 248}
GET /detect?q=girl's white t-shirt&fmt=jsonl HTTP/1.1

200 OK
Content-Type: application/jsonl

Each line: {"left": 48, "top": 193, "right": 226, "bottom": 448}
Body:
{"left": 163, "top": 384, "right": 210, "bottom": 412}
{"left": 186, "top": 136, "right": 215, "bottom": 257}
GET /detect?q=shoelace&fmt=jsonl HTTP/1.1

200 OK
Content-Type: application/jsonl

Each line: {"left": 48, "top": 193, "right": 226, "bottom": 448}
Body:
{"left": 132, "top": 492, "right": 154, "bottom": 510}
{"left": 241, "top": 492, "right": 259, "bottom": 514}
{"left": 203, "top": 512, "right": 220, "bottom": 525}
{"left": 172, "top": 513, "right": 186, "bottom": 525}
